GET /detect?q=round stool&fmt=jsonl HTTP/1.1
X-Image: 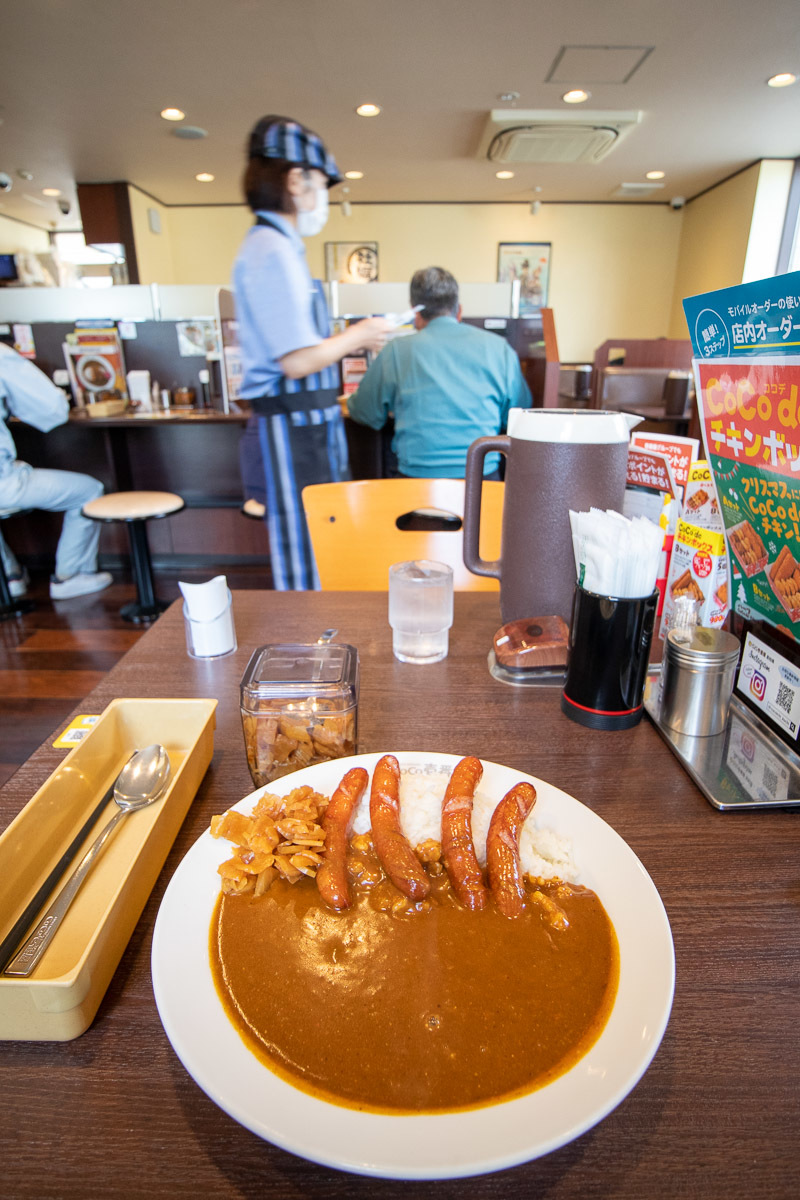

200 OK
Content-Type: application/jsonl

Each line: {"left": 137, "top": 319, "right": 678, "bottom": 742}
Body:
{"left": 0, "top": 507, "right": 35, "bottom": 620}
{"left": 82, "top": 491, "right": 184, "bottom": 623}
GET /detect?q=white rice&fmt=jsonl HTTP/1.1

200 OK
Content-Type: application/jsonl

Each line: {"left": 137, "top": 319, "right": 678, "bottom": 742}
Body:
{"left": 350, "top": 764, "right": 576, "bottom": 882}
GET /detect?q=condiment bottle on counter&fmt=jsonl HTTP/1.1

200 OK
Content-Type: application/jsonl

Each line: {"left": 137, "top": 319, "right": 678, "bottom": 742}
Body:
{"left": 198, "top": 369, "right": 211, "bottom": 409}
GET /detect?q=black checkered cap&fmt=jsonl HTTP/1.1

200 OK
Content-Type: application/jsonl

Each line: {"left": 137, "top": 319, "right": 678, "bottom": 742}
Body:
{"left": 248, "top": 116, "right": 342, "bottom": 186}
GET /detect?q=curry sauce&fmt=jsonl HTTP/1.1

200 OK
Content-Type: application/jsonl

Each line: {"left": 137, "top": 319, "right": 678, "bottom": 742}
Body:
{"left": 210, "top": 838, "right": 619, "bottom": 1114}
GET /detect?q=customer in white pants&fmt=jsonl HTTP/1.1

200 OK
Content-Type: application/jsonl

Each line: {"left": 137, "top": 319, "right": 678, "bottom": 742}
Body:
{"left": 0, "top": 342, "right": 112, "bottom": 599}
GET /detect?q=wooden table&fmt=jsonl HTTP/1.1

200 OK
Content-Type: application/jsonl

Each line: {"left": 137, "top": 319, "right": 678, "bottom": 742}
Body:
{"left": 1, "top": 592, "right": 798, "bottom": 1198}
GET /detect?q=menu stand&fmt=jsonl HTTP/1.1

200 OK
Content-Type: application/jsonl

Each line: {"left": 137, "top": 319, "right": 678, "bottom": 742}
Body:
{"left": 644, "top": 677, "right": 800, "bottom": 811}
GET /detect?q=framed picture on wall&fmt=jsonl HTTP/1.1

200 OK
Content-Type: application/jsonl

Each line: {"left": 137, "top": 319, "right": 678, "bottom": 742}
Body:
{"left": 497, "top": 242, "right": 551, "bottom": 314}
{"left": 325, "top": 241, "right": 379, "bottom": 284}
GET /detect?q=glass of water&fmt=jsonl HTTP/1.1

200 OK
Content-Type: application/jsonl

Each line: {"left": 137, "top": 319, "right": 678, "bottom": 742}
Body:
{"left": 388, "top": 560, "right": 454, "bottom": 664}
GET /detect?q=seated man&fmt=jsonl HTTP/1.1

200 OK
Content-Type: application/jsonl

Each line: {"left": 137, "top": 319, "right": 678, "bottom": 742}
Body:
{"left": 0, "top": 343, "right": 112, "bottom": 599}
{"left": 346, "top": 266, "right": 531, "bottom": 478}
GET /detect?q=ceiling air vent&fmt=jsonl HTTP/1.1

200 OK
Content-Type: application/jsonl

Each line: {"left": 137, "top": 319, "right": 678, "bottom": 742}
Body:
{"left": 610, "top": 181, "right": 665, "bottom": 198}
{"left": 477, "top": 109, "right": 642, "bottom": 165}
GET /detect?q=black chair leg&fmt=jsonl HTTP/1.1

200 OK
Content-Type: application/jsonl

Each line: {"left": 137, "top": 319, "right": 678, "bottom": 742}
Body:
{"left": 0, "top": 551, "right": 33, "bottom": 621}
{"left": 120, "top": 519, "right": 168, "bottom": 624}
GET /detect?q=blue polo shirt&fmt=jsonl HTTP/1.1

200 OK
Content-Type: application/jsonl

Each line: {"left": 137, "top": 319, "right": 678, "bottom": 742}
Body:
{"left": 232, "top": 212, "right": 338, "bottom": 400}
{"left": 347, "top": 316, "right": 531, "bottom": 476}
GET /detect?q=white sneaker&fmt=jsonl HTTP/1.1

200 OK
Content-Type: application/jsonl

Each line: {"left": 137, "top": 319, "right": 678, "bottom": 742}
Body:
{"left": 7, "top": 568, "right": 29, "bottom": 598}
{"left": 50, "top": 571, "right": 113, "bottom": 600}
{"left": 241, "top": 498, "right": 266, "bottom": 519}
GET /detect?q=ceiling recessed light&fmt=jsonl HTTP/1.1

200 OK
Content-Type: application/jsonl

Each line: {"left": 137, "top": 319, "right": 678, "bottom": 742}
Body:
{"left": 344, "top": 170, "right": 364, "bottom": 179}
{"left": 562, "top": 89, "right": 591, "bottom": 104}
{"left": 498, "top": 91, "right": 520, "bottom": 103}
{"left": 355, "top": 103, "right": 381, "bottom": 117}
{"left": 42, "top": 187, "right": 61, "bottom": 197}
{"left": 195, "top": 173, "right": 215, "bottom": 183}
{"left": 646, "top": 170, "right": 665, "bottom": 180}
{"left": 160, "top": 107, "right": 185, "bottom": 121}
{"left": 495, "top": 170, "right": 514, "bottom": 180}
{"left": 767, "top": 72, "right": 797, "bottom": 88}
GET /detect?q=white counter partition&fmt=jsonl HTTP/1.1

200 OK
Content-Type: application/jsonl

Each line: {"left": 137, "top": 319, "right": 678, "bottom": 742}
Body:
{"left": 328, "top": 280, "right": 514, "bottom": 320}
{"left": 331, "top": 282, "right": 409, "bottom": 318}
{"left": 457, "top": 282, "right": 514, "bottom": 317}
{"left": 0, "top": 284, "right": 157, "bottom": 323}
{"left": 155, "top": 285, "right": 221, "bottom": 321}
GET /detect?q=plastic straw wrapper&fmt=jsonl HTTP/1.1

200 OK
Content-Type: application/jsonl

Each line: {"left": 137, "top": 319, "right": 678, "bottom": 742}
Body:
{"left": 570, "top": 509, "right": 663, "bottom": 598}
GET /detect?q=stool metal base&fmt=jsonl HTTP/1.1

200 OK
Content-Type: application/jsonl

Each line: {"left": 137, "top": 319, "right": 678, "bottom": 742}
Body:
{"left": 0, "top": 597, "right": 34, "bottom": 622}
{"left": 120, "top": 597, "right": 169, "bottom": 625}
{"left": 0, "top": 508, "right": 35, "bottom": 621}
{"left": 82, "top": 495, "right": 184, "bottom": 624}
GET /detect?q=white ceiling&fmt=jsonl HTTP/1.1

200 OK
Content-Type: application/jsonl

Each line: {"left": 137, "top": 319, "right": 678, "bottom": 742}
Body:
{"left": 1, "top": 0, "right": 800, "bottom": 232}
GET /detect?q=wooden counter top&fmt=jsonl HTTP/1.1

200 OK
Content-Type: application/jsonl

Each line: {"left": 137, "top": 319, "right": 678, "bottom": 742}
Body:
{"left": 68, "top": 407, "right": 249, "bottom": 426}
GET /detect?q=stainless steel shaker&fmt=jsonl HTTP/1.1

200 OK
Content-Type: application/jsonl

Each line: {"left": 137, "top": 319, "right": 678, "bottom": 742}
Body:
{"left": 660, "top": 627, "right": 741, "bottom": 736}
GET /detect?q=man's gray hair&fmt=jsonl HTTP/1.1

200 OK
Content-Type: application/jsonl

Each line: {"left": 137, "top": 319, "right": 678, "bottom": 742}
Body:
{"left": 410, "top": 266, "right": 459, "bottom": 319}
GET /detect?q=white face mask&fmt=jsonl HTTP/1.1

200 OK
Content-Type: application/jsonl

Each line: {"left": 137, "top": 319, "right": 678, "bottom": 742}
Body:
{"left": 296, "top": 184, "right": 329, "bottom": 238}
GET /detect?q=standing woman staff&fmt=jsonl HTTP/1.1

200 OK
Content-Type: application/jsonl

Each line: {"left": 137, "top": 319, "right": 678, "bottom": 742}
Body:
{"left": 234, "top": 115, "right": 391, "bottom": 589}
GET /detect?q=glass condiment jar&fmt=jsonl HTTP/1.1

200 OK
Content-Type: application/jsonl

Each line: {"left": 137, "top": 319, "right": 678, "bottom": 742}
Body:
{"left": 240, "top": 642, "right": 359, "bottom": 787}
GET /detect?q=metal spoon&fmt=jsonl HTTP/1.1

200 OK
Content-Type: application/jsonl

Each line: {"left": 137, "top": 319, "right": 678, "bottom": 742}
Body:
{"left": 4, "top": 744, "right": 171, "bottom": 978}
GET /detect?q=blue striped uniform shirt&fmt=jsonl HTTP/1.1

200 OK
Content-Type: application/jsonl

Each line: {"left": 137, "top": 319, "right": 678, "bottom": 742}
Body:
{"left": 232, "top": 211, "right": 338, "bottom": 399}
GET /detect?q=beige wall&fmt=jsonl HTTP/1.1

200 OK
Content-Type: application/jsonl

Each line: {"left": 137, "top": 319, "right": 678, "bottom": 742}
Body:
{"left": 311, "top": 204, "right": 683, "bottom": 365}
{"left": 166, "top": 205, "right": 250, "bottom": 286}
{"left": 667, "top": 164, "right": 760, "bottom": 338}
{"left": 147, "top": 200, "right": 683, "bottom": 363}
{"left": 0, "top": 214, "right": 51, "bottom": 254}
{"left": 128, "top": 186, "right": 175, "bottom": 285}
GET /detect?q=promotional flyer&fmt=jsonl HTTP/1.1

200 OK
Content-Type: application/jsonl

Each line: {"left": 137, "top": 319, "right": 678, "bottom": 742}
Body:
{"left": 684, "top": 273, "right": 800, "bottom": 640}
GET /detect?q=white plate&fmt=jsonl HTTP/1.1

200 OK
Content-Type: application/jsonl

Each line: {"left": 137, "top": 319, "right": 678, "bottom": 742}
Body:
{"left": 151, "top": 751, "right": 674, "bottom": 1180}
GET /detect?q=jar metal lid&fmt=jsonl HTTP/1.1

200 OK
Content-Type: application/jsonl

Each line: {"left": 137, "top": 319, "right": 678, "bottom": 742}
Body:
{"left": 666, "top": 626, "right": 740, "bottom": 668}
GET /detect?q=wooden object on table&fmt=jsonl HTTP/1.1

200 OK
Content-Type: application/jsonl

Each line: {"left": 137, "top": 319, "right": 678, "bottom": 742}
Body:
{"left": 0, "top": 590, "right": 799, "bottom": 1198}
{"left": 301, "top": 477, "right": 502, "bottom": 590}
{"left": 492, "top": 614, "right": 569, "bottom": 668}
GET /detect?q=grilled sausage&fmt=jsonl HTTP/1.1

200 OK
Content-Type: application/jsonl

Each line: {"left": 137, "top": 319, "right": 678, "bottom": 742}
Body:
{"left": 369, "top": 754, "right": 430, "bottom": 901}
{"left": 441, "top": 756, "right": 488, "bottom": 911}
{"left": 316, "top": 767, "right": 369, "bottom": 910}
{"left": 486, "top": 781, "right": 537, "bottom": 918}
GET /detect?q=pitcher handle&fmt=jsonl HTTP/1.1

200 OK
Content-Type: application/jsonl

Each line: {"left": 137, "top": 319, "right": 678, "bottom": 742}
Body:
{"left": 463, "top": 435, "right": 510, "bottom": 579}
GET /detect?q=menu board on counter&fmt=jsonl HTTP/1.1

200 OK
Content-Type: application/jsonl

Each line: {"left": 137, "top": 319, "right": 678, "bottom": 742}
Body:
{"left": 62, "top": 322, "right": 128, "bottom": 407}
{"left": 683, "top": 272, "right": 800, "bottom": 641}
